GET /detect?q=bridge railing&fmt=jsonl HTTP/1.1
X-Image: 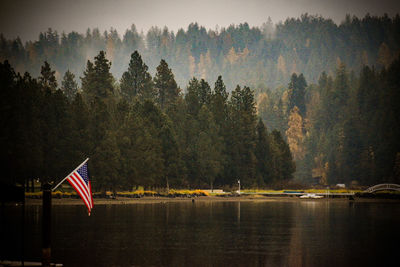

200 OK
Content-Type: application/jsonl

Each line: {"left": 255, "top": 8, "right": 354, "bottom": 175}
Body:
{"left": 364, "top": 183, "right": 400, "bottom": 193}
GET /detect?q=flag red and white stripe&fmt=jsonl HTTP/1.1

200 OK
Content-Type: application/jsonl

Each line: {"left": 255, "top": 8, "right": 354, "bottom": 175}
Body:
{"left": 65, "top": 159, "right": 93, "bottom": 215}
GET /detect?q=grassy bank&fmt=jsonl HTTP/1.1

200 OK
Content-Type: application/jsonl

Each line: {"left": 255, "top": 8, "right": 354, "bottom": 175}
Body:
{"left": 25, "top": 189, "right": 209, "bottom": 199}
{"left": 24, "top": 188, "right": 400, "bottom": 200}
{"left": 241, "top": 189, "right": 362, "bottom": 194}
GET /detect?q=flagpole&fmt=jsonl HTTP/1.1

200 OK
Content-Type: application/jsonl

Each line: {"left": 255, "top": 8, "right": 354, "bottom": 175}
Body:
{"left": 52, "top": 158, "right": 89, "bottom": 191}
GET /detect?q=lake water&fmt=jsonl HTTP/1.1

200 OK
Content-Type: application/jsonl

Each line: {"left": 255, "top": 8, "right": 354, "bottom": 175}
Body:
{"left": 2, "top": 200, "right": 399, "bottom": 266}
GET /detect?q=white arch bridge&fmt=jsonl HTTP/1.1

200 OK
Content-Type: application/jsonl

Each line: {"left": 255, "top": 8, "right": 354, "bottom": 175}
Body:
{"left": 364, "top": 184, "right": 400, "bottom": 193}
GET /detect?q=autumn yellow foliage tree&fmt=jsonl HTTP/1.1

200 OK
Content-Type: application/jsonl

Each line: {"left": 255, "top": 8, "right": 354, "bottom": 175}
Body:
{"left": 286, "top": 106, "right": 305, "bottom": 161}
{"left": 378, "top": 42, "right": 392, "bottom": 68}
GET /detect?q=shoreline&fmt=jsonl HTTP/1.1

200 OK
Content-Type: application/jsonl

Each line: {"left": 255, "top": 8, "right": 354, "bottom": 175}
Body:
{"left": 23, "top": 195, "right": 400, "bottom": 205}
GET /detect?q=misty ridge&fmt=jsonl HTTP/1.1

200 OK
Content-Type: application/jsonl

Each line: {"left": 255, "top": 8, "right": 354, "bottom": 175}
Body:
{"left": 1, "top": 13, "right": 399, "bottom": 92}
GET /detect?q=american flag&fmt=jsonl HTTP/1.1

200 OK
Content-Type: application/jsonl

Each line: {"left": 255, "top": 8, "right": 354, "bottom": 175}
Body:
{"left": 67, "top": 161, "right": 93, "bottom": 215}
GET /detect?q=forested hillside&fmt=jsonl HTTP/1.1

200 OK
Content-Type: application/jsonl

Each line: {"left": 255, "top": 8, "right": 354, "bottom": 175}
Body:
{"left": 1, "top": 14, "right": 400, "bottom": 189}
{"left": 0, "top": 51, "right": 295, "bottom": 192}
{"left": 1, "top": 14, "right": 399, "bottom": 90}
{"left": 259, "top": 60, "right": 400, "bottom": 186}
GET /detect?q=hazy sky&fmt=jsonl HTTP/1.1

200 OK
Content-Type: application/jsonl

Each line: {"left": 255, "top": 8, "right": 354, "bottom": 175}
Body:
{"left": 1, "top": 0, "right": 400, "bottom": 42}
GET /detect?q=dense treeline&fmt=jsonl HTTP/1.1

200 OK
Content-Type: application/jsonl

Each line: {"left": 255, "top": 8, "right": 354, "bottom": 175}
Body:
{"left": 0, "top": 51, "right": 295, "bottom": 192}
{"left": 1, "top": 14, "right": 399, "bottom": 90}
{"left": 2, "top": 14, "right": 400, "bottom": 189}
{"left": 258, "top": 59, "right": 400, "bottom": 186}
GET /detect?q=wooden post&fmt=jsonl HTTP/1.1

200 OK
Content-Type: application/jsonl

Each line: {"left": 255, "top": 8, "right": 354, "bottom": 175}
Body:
{"left": 21, "top": 184, "right": 25, "bottom": 267}
{"left": 42, "top": 183, "right": 51, "bottom": 267}
{"left": 0, "top": 200, "right": 4, "bottom": 262}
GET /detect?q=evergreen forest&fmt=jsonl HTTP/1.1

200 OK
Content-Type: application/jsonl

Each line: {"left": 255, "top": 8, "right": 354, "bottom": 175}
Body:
{"left": 1, "top": 14, "right": 400, "bottom": 191}
{"left": 1, "top": 51, "right": 295, "bottom": 192}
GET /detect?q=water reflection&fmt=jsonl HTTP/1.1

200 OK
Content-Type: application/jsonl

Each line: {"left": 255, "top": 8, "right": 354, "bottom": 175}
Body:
{"left": 237, "top": 201, "right": 240, "bottom": 224}
{"left": 2, "top": 200, "right": 400, "bottom": 266}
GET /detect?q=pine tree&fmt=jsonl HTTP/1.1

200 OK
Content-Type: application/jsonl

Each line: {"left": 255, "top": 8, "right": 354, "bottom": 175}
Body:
{"left": 288, "top": 73, "right": 307, "bottom": 115}
{"left": 94, "top": 50, "right": 114, "bottom": 98}
{"left": 61, "top": 70, "right": 78, "bottom": 102}
{"left": 70, "top": 93, "right": 90, "bottom": 159}
{"left": 81, "top": 51, "right": 114, "bottom": 102}
{"left": 134, "top": 99, "right": 166, "bottom": 186}
{"left": 40, "top": 88, "right": 71, "bottom": 182}
{"left": 255, "top": 119, "right": 272, "bottom": 185}
{"left": 332, "top": 63, "right": 349, "bottom": 121}
{"left": 209, "top": 76, "right": 230, "bottom": 184}
{"left": 39, "top": 61, "right": 58, "bottom": 91}
{"left": 160, "top": 122, "right": 180, "bottom": 190}
{"left": 198, "top": 79, "right": 212, "bottom": 106}
{"left": 211, "top": 76, "right": 228, "bottom": 129}
{"left": 116, "top": 100, "right": 163, "bottom": 189}
{"left": 1, "top": 66, "right": 44, "bottom": 188}
{"left": 271, "top": 130, "right": 296, "bottom": 181}
{"left": 120, "top": 50, "right": 154, "bottom": 102}
{"left": 89, "top": 99, "right": 110, "bottom": 154}
{"left": 92, "top": 131, "right": 121, "bottom": 193}
{"left": 228, "top": 85, "right": 257, "bottom": 186}
{"left": 342, "top": 118, "right": 363, "bottom": 184}
{"left": 197, "top": 105, "right": 223, "bottom": 190}
{"left": 81, "top": 60, "right": 95, "bottom": 100}
{"left": 185, "top": 77, "right": 201, "bottom": 117}
{"left": 154, "top": 59, "right": 179, "bottom": 110}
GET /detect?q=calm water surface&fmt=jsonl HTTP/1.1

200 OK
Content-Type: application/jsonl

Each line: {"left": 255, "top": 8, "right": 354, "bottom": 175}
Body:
{"left": 2, "top": 200, "right": 399, "bottom": 266}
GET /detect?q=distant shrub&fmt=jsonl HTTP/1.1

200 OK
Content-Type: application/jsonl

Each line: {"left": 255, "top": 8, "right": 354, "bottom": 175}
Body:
{"left": 167, "top": 189, "right": 208, "bottom": 197}
{"left": 117, "top": 190, "right": 158, "bottom": 198}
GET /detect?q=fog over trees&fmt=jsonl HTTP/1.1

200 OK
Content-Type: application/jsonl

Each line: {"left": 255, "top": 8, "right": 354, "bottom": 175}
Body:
{"left": 2, "top": 14, "right": 399, "bottom": 90}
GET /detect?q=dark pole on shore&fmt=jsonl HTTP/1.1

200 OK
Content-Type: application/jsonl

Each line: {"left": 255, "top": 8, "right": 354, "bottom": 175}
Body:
{"left": 0, "top": 199, "right": 4, "bottom": 262}
{"left": 42, "top": 183, "right": 52, "bottom": 267}
{"left": 21, "top": 184, "right": 25, "bottom": 267}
